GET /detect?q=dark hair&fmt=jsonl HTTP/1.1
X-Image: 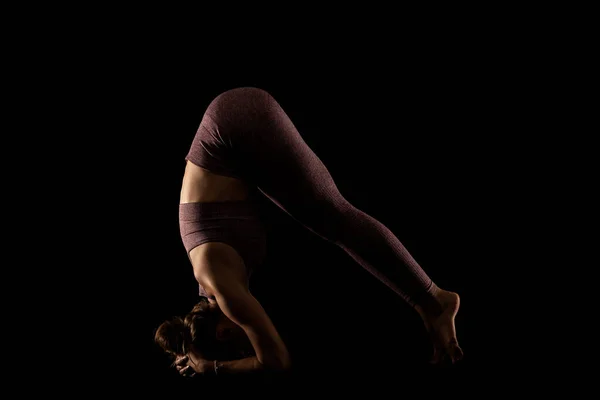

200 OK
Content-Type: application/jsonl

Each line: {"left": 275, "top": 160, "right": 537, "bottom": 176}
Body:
{"left": 154, "top": 297, "right": 225, "bottom": 360}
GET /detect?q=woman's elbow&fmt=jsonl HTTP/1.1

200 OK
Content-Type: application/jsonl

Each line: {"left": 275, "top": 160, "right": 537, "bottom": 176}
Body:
{"left": 275, "top": 355, "right": 292, "bottom": 371}
{"left": 260, "top": 353, "right": 292, "bottom": 372}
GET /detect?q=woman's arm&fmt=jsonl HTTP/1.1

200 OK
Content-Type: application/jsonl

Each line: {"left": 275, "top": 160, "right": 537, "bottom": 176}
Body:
{"left": 178, "top": 353, "right": 265, "bottom": 376}
{"left": 192, "top": 243, "right": 292, "bottom": 372}
{"left": 212, "top": 282, "right": 291, "bottom": 371}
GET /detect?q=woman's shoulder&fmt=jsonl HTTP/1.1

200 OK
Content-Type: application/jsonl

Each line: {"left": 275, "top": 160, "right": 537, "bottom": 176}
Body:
{"left": 192, "top": 241, "right": 245, "bottom": 264}
{"left": 190, "top": 242, "right": 249, "bottom": 289}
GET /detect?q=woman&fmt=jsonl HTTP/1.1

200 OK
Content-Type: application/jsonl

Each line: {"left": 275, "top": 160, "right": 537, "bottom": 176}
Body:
{"left": 154, "top": 87, "right": 463, "bottom": 378}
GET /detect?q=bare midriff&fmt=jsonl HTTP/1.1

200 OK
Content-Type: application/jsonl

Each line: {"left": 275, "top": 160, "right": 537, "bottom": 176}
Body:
{"left": 180, "top": 161, "right": 249, "bottom": 204}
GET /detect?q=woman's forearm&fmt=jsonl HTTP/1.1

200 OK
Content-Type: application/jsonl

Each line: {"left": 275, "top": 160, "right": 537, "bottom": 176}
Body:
{"left": 214, "top": 356, "right": 263, "bottom": 375}
{"left": 214, "top": 356, "right": 290, "bottom": 375}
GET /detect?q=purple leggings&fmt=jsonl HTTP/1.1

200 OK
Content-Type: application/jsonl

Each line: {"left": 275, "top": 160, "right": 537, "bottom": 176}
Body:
{"left": 185, "top": 87, "right": 439, "bottom": 310}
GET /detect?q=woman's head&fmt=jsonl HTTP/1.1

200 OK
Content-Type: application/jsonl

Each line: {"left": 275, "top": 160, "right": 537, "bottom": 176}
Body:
{"left": 154, "top": 297, "right": 253, "bottom": 361}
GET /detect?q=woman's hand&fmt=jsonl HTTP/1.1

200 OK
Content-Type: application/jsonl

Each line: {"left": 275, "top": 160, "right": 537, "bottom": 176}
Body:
{"left": 174, "top": 353, "right": 213, "bottom": 377}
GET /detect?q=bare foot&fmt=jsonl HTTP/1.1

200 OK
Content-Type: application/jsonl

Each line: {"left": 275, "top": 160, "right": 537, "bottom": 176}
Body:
{"left": 416, "top": 288, "right": 463, "bottom": 364}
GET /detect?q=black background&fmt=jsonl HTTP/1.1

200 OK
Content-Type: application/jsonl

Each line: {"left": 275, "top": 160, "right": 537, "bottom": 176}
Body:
{"left": 91, "top": 63, "right": 516, "bottom": 393}
{"left": 16, "top": 10, "right": 585, "bottom": 396}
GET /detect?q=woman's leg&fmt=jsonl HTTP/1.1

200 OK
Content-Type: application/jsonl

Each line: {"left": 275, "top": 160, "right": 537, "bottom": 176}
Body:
{"left": 242, "top": 89, "right": 436, "bottom": 309}
{"left": 224, "top": 87, "right": 462, "bottom": 362}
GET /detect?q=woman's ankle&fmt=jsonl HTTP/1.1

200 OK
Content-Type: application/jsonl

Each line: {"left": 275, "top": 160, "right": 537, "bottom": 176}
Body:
{"left": 415, "top": 282, "right": 444, "bottom": 317}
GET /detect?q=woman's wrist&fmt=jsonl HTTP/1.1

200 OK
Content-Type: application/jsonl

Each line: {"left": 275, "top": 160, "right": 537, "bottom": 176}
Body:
{"left": 208, "top": 356, "right": 264, "bottom": 375}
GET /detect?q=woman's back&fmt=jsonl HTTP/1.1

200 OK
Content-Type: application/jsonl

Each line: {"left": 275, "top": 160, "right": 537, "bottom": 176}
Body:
{"left": 180, "top": 161, "right": 249, "bottom": 204}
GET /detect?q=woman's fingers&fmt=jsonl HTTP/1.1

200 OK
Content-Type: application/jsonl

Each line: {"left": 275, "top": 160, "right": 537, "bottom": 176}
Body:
{"left": 175, "top": 355, "right": 189, "bottom": 366}
{"left": 178, "top": 365, "right": 194, "bottom": 376}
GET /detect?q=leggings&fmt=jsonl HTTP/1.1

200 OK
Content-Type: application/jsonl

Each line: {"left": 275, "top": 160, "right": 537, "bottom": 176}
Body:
{"left": 186, "top": 87, "right": 439, "bottom": 311}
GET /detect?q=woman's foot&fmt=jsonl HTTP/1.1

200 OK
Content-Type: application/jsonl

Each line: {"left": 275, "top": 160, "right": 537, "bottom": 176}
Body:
{"left": 416, "top": 288, "right": 463, "bottom": 364}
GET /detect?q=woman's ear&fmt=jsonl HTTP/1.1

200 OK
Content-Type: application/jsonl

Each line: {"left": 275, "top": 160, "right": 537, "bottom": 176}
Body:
{"left": 214, "top": 312, "right": 239, "bottom": 341}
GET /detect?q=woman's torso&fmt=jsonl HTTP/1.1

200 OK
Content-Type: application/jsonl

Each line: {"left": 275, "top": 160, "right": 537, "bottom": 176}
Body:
{"left": 180, "top": 161, "right": 253, "bottom": 303}
{"left": 180, "top": 161, "right": 250, "bottom": 203}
